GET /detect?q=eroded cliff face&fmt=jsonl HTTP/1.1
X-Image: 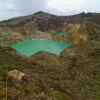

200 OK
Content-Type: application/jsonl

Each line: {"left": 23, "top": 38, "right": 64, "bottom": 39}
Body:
{"left": 0, "top": 12, "right": 100, "bottom": 46}
{"left": 65, "top": 19, "right": 100, "bottom": 44}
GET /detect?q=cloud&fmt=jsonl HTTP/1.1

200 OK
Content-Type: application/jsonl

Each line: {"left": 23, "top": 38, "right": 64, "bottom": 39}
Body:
{"left": 0, "top": 0, "right": 48, "bottom": 20}
{"left": 0, "top": 0, "right": 100, "bottom": 21}
{"left": 46, "top": 0, "right": 82, "bottom": 15}
{"left": 13, "top": 0, "right": 47, "bottom": 14}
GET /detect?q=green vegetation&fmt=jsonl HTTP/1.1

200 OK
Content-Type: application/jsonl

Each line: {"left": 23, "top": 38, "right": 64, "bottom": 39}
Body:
{"left": 0, "top": 28, "right": 24, "bottom": 46}
{"left": 0, "top": 41, "right": 99, "bottom": 99}
{"left": 0, "top": 15, "right": 33, "bottom": 26}
{"left": 0, "top": 64, "right": 23, "bottom": 71}
{"left": 86, "top": 15, "right": 100, "bottom": 25}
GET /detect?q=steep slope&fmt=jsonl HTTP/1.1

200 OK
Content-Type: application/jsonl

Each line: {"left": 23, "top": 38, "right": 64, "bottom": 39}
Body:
{"left": 61, "top": 41, "right": 100, "bottom": 68}
{"left": 0, "top": 27, "right": 24, "bottom": 46}
{"left": 0, "top": 11, "right": 100, "bottom": 46}
{"left": 66, "top": 17, "right": 100, "bottom": 44}
{"left": 0, "top": 41, "right": 100, "bottom": 100}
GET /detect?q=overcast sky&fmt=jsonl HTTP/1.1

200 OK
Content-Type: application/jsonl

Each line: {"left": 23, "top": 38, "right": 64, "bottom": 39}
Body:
{"left": 0, "top": 0, "right": 100, "bottom": 21}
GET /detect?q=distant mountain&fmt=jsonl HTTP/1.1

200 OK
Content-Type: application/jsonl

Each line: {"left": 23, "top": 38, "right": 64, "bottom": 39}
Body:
{"left": 0, "top": 11, "right": 100, "bottom": 46}
{"left": 0, "top": 11, "right": 100, "bottom": 27}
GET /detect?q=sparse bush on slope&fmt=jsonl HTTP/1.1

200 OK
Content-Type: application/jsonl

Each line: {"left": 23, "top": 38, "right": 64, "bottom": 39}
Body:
{"left": 0, "top": 28, "right": 24, "bottom": 46}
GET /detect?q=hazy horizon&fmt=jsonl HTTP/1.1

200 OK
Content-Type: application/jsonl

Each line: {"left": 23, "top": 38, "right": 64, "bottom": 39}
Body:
{"left": 0, "top": 0, "right": 100, "bottom": 21}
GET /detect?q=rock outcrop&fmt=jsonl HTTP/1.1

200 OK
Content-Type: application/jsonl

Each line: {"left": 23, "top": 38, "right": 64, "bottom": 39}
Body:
{"left": 8, "top": 70, "right": 25, "bottom": 81}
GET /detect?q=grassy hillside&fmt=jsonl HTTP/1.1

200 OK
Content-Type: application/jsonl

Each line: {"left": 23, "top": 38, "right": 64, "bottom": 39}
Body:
{"left": 0, "top": 15, "right": 34, "bottom": 26}
{"left": 0, "top": 41, "right": 100, "bottom": 100}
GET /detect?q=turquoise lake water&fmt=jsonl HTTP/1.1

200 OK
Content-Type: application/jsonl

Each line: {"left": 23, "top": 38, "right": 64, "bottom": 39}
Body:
{"left": 10, "top": 40, "right": 71, "bottom": 56}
